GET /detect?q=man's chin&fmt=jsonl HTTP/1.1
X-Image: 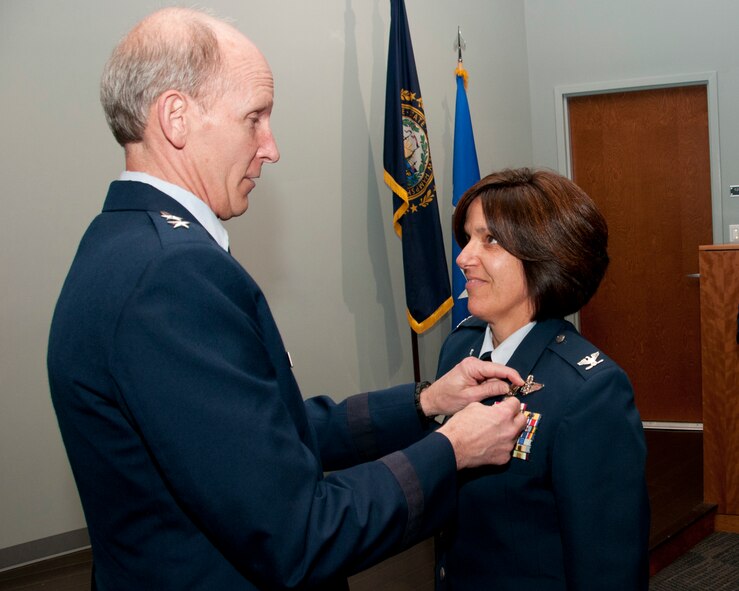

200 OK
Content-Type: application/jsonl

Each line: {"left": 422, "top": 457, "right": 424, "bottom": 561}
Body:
{"left": 224, "top": 201, "right": 248, "bottom": 220}
{"left": 225, "top": 187, "right": 252, "bottom": 219}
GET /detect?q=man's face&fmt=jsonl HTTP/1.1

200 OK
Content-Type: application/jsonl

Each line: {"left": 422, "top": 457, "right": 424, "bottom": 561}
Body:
{"left": 186, "top": 40, "right": 279, "bottom": 219}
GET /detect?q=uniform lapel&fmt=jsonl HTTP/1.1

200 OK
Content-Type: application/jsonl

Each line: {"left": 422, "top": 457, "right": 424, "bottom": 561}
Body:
{"left": 506, "top": 319, "right": 567, "bottom": 378}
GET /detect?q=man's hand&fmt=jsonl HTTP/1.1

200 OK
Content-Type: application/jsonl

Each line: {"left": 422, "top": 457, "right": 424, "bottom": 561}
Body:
{"left": 419, "top": 356, "right": 525, "bottom": 417}
{"left": 437, "top": 397, "right": 527, "bottom": 469}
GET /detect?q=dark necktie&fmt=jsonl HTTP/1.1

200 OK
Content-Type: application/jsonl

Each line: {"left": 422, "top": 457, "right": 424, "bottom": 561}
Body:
{"left": 479, "top": 351, "right": 492, "bottom": 362}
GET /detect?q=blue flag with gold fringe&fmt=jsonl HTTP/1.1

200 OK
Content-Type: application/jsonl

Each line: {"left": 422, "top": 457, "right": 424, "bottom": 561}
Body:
{"left": 383, "top": 0, "right": 452, "bottom": 334}
{"left": 452, "top": 61, "right": 480, "bottom": 327}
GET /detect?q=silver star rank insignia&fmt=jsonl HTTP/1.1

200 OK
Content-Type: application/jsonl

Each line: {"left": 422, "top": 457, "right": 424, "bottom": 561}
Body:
{"left": 160, "top": 211, "right": 190, "bottom": 229}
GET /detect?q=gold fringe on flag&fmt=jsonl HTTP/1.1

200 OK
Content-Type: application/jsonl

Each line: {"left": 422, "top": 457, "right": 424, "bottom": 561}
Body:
{"left": 455, "top": 63, "right": 469, "bottom": 90}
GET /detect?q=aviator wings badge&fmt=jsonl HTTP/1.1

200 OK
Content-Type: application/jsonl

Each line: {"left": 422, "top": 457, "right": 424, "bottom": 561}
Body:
{"left": 508, "top": 374, "right": 544, "bottom": 397}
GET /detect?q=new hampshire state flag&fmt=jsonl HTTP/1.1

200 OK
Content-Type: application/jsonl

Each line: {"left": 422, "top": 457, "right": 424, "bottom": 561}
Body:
{"left": 383, "top": 0, "right": 452, "bottom": 334}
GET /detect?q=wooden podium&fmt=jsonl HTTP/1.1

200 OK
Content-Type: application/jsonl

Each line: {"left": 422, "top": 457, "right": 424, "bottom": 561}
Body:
{"left": 699, "top": 244, "right": 739, "bottom": 532}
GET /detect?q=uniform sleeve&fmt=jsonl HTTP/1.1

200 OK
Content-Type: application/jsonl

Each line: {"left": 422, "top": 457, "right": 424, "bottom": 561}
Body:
{"left": 305, "top": 386, "right": 432, "bottom": 470}
{"left": 551, "top": 367, "right": 650, "bottom": 591}
{"left": 110, "top": 245, "right": 456, "bottom": 588}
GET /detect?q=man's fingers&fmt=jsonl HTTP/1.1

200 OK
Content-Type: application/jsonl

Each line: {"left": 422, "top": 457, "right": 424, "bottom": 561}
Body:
{"left": 476, "top": 378, "right": 515, "bottom": 399}
{"left": 492, "top": 397, "right": 528, "bottom": 435}
{"left": 468, "top": 357, "right": 524, "bottom": 386}
{"left": 445, "top": 398, "right": 528, "bottom": 468}
{"left": 496, "top": 395, "right": 525, "bottom": 415}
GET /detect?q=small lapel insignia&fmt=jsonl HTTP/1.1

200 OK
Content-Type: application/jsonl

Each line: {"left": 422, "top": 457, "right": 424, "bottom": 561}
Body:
{"left": 578, "top": 351, "right": 603, "bottom": 370}
{"left": 160, "top": 211, "right": 190, "bottom": 229}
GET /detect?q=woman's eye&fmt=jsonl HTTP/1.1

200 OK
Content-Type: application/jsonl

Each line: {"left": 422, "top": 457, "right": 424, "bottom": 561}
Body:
{"left": 486, "top": 235, "right": 498, "bottom": 245}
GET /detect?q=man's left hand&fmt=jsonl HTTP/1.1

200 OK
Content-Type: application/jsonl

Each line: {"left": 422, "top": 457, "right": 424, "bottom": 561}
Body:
{"left": 420, "top": 357, "right": 525, "bottom": 418}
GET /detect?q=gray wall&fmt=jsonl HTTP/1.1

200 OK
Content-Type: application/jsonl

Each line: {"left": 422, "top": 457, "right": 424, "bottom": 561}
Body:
{"left": 0, "top": 1, "right": 532, "bottom": 554}
{"left": 6, "top": 0, "right": 736, "bottom": 562}
{"left": 524, "top": 0, "right": 739, "bottom": 241}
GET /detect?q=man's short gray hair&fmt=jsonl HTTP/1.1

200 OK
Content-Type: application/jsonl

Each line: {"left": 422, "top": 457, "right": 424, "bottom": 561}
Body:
{"left": 100, "top": 9, "right": 224, "bottom": 146}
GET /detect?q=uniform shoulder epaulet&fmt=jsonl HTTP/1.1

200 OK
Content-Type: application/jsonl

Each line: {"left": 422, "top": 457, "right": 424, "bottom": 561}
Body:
{"left": 547, "top": 327, "right": 614, "bottom": 379}
{"left": 147, "top": 210, "right": 213, "bottom": 248}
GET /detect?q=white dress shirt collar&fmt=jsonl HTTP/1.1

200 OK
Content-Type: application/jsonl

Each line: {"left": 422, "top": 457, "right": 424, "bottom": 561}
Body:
{"left": 119, "top": 171, "right": 230, "bottom": 252}
{"left": 479, "top": 321, "right": 536, "bottom": 365}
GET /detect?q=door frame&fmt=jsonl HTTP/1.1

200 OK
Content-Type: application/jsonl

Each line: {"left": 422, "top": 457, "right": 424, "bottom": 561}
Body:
{"left": 553, "top": 73, "right": 721, "bottom": 431}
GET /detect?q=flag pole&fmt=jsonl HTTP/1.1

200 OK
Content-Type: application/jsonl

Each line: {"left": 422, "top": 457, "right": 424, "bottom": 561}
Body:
{"left": 452, "top": 26, "right": 480, "bottom": 327}
{"left": 411, "top": 330, "right": 420, "bottom": 382}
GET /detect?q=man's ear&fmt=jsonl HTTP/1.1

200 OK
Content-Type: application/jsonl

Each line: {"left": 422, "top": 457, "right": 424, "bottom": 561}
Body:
{"left": 157, "top": 90, "right": 189, "bottom": 149}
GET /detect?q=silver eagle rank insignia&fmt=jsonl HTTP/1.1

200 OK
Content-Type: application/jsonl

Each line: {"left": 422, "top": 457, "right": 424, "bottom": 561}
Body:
{"left": 577, "top": 351, "right": 604, "bottom": 371}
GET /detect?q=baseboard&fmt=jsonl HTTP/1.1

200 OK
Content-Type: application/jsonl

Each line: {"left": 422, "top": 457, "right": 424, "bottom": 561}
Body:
{"left": 648, "top": 504, "right": 716, "bottom": 577}
{"left": 0, "top": 528, "right": 89, "bottom": 572}
{"left": 715, "top": 514, "right": 739, "bottom": 533}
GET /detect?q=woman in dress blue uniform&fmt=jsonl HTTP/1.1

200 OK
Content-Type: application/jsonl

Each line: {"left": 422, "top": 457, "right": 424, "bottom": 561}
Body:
{"left": 434, "top": 168, "right": 650, "bottom": 590}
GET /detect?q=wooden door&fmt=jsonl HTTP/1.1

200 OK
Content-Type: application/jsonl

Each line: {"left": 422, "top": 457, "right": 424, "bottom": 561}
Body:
{"left": 567, "top": 86, "right": 713, "bottom": 422}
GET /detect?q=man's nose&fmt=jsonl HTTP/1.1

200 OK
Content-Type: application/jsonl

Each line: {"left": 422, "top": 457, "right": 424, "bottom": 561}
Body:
{"left": 262, "top": 132, "right": 280, "bottom": 164}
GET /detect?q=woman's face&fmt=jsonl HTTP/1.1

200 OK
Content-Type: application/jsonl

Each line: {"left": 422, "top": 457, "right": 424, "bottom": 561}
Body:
{"left": 456, "top": 198, "right": 534, "bottom": 342}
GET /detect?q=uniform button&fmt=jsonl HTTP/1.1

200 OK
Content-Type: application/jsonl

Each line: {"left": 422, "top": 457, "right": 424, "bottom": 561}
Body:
{"left": 556, "top": 334, "right": 566, "bottom": 344}
{"left": 440, "top": 567, "right": 446, "bottom": 580}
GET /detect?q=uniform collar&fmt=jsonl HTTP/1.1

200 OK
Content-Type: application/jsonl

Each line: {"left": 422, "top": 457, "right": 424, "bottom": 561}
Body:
{"left": 480, "top": 322, "right": 536, "bottom": 365}
{"left": 118, "top": 172, "right": 230, "bottom": 252}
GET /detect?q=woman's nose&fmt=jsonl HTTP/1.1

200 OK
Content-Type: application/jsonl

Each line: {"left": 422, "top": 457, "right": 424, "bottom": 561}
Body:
{"left": 456, "top": 241, "right": 473, "bottom": 270}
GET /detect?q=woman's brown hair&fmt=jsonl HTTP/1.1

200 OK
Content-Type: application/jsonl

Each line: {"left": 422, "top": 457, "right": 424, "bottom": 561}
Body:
{"left": 453, "top": 168, "right": 609, "bottom": 320}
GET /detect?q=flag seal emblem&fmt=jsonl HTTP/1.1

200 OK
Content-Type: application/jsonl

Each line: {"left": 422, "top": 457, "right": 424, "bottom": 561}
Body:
{"left": 401, "top": 97, "right": 434, "bottom": 211}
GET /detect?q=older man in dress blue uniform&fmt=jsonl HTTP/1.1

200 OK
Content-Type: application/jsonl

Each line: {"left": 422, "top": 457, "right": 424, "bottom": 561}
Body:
{"left": 47, "top": 8, "right": 527, "bottom": 590}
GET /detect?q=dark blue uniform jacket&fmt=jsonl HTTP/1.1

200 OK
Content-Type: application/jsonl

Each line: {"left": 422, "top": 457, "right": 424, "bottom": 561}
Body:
{"left": 48, "top": 181, "right": 456, "bottom": 590}
{"left": 434, "top": 317, "right": 650, "bottom": 591}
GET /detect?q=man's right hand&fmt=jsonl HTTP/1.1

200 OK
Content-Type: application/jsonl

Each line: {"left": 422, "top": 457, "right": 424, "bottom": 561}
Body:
{"left": 437, "top": 397, "right": 527, "bottom": 469}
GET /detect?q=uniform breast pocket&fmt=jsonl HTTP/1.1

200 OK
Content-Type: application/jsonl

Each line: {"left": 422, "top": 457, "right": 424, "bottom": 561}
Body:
{"left": 506, "top": 454, "right": 546, "bottom": 477}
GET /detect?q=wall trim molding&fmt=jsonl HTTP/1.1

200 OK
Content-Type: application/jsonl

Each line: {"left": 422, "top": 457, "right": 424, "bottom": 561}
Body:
{"left": 643, "top": 421, "right": 703, "bottom": 431}
{"left": 0, "top": 528, "right": 89, "bottom": 572}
